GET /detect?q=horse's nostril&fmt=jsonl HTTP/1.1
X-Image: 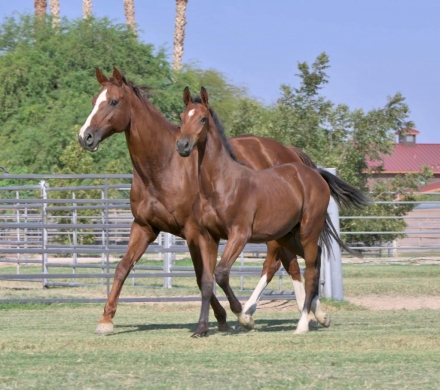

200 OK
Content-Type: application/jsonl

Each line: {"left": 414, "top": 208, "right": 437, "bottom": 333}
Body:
{"left": 85, "top": 133, "right": 93, "bottom": 146}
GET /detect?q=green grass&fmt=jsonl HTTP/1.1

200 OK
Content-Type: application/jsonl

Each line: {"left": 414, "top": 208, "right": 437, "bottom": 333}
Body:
{"left": 343, "top": 264, "right": 440, "bottom": 296}
{"left": 1, "top": 262, "right": 440, "bottom": 300}
{"left": 0, "top": 304, "right": 439, "bottom": 389}
{"left": 0, "top": 263, "right": 440, "bottom": 388}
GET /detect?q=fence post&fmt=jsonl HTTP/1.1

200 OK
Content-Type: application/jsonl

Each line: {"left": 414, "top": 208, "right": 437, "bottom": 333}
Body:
{"left": 322, "top": 168, "right": 344, "bottom": 301}
{"left": 105, "top": 177, "right": 110, "bottom": 297}
{"left": 40, "top": 180, "right": 48, "bottom": 288}
{"left": 163, "top": 233, "right": 172, "bottom": 288}
{"left": 72, "top": 191, "right": 77, "bottom": 283}
{"left": 15, "top": 190, "right": 20, "bottom": 275}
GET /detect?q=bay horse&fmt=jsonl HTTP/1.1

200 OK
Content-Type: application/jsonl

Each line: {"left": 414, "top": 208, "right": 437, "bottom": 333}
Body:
{"left": 176, "top": 87, "right": 368, "bottom": 334}
{"left": 78, "top": 68, "right": 328, "bottom": 336}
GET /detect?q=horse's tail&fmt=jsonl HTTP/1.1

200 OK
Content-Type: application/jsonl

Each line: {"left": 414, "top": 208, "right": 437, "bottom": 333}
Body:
{"left": 317, "top": 169, "right": 369, "bottom": 259}
{"left": 317, "top": 168, "right": 370, "bottom": 211}
{"left": 320, "top": 214, "right": 362, "bottom": 258}
{"left": 288, "top": 146, "right": 317, "bottom": 169}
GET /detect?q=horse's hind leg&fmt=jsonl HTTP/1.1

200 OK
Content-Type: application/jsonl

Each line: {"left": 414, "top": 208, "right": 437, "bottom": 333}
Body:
{"left": 239, "top": 240, "right": 282, "bottom": 329}
{"left": 278, "top": 245, "right": 317, "bottom": 325}
{"left": 277, "top": 230, "right": 329, "bottom": 334}
{"left": 95, "top": 221, "right": 158, "bottom": 334}
{"left": 309, "top": 248, "right": 330, "bottom": 328}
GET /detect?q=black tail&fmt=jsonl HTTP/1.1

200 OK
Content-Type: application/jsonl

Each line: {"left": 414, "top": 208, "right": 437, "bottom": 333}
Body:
{"left": 317, "top": 169, "right": 369, "bottom": 258}
{"left": 317, "top": 168, "right": 370, "bottom": 211}
{"left": 320, "top": 214, "right": 362, "bottom": 258}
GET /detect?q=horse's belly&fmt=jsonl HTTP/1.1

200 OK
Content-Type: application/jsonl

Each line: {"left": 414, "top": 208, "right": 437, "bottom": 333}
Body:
{"left": 250, "top": 196, "right": 302, "bottom": 242}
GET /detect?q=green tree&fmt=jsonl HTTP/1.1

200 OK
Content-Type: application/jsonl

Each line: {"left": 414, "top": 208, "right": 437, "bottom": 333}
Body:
{"left": 0, "top": 15, "right": 187, "bottom": 174}
{"left": 261, "top": 53, "right": 432, "bottom": 250}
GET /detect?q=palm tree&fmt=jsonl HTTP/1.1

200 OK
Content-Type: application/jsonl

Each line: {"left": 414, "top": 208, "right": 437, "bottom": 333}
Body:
{"left": 172, "top": 0, "right": 188, "bottom": 71}
{"left": 34, "top": 0, "right": 47, "bottom": 18}
{"left": 124, "top": 0, "right": 137, "bottom": 36}
{"left": 83, "top": 0, "right": 92, "bottom": 19}
{"left": 49, "top": 0, "right": 60, "bottom": 28}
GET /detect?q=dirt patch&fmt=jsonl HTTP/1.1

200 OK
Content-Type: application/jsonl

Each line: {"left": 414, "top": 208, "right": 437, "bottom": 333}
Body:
{"left": 346, "top": 296, "right": 440, "bottom": 310}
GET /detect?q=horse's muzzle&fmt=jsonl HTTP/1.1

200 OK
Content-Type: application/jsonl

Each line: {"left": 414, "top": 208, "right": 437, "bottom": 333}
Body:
{"left": 78, "top": 129, "right": 101, "bottom": 152}
{"left": 176, "top": 138, "right": 193, "bottom": 157}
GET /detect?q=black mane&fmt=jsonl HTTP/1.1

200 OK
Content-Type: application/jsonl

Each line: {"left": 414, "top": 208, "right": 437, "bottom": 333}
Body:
{"left": 191, "top": 96, "right": 240, "bottom": 163}
{"left": 109, "top": 76, "right": 153, "bottom": 107}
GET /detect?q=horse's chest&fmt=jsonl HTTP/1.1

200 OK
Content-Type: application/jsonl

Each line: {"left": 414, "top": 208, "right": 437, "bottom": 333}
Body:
{"left": 194, "top": 197, "right": 228, "bottom": 239}
{"left": 131, "top": 194, "right": 186, "bottom": 236}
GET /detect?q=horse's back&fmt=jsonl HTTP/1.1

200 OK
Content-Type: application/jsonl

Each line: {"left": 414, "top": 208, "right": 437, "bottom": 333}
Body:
{"left": 268, "top": 162, "right": 330, "bottom": 211}
{"left": 230, "top": 135, "right": 303, "bottom": 170}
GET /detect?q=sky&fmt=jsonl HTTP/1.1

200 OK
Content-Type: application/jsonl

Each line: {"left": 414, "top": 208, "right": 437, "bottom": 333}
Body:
{"left": 1, "top": 0, "right": 439, "bottom": 143}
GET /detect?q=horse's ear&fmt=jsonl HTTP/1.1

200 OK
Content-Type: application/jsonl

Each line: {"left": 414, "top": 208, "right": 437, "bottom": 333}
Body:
{"left": 95, "top": 68, "right": 109, "bottom": 85}
{"left": 183, "top": 86, "right": 192, "bottom": 106}
{"left": 112, "top": 67, "right": 126, "bottom": 85}
{"left": 200, "top": 87, "right": 209, "bottom": 107}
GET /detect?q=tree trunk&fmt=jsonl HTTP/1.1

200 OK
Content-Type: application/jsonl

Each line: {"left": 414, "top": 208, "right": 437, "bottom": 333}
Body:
{"left": 83, "top": 0, "right": 92, "bottom": 19}
{"left": 124, "top": 0, "right": 137, "bottom": 36}
{"left": 49, "top": 0, "right": 60, "bottom": 28}
{"left": 34, "top": 0, "right": 47, "bottom": 18}
{"left": 172, "top": 0, "right": 188, "bottom": 71}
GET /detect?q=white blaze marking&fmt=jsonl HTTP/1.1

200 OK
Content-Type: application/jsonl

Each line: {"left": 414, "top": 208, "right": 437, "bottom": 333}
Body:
{"left": 79, "top": 89, "right": 108, "bottom": 138}
{"left": 188, "top": 109, "right": 195, "bottom": 117}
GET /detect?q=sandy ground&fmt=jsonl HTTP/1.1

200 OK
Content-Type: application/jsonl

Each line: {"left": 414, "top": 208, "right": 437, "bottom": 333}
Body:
{"left": 345, "top": 296, "right": 440, "bottom": 311}
{"left": 254, "top": 297, "right": 440, "bottom": 312}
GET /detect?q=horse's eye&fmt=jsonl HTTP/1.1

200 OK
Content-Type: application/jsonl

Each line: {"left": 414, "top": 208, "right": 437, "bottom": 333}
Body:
{"left": 110, "top": 99, "right": 118, "bottom": 106}
{"left": 200, "top": 117, "right": 207, "bottom": 123}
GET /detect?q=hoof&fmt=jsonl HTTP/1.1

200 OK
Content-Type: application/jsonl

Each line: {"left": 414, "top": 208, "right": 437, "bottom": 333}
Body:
{"left": 309, "top": 318, "right": 319, "bottom": 327}
{"left": 295, "top": 314, "right": 310, "bottom": 334}
{"left": 218, "top": 323, "right": 233, "bottom": 332}
{"left": 95, "top": 322, "right": 114, "bottom": 335}
{"left": 237, "top": 313, "right": 255, "bottom": 330}
{"left": 319, "top": 314, "right": 331, "bottom": 328}
{"left": 191, "top": 331, "right": 208, "bottom": 338}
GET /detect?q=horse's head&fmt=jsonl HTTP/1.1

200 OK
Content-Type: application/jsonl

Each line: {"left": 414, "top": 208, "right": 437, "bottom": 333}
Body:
{"left": 176, "top": 87, "right": 210, "bottom": 157}
{"left": 78, "top": 67, "right": 132, "bottom": 152}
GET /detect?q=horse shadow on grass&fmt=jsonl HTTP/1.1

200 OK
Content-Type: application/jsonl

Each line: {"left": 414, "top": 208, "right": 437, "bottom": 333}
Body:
{"left": 106, "top": 317, "right": 321, "bottom": 337}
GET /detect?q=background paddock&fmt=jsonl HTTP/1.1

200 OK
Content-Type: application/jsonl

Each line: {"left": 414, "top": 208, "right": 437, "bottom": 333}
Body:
{"left": 1, "top": 262, "right": 439, "bottom": 389}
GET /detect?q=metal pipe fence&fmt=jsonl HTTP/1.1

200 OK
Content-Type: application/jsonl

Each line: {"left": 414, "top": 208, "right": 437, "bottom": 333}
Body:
{"left": 1, "top": 174, "right": 439, "bottom": 304}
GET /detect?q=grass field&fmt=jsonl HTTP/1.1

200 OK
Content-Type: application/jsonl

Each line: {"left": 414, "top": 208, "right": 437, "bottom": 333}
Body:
{"left": 0, "top": 263, "right": 440, "bottom": 389}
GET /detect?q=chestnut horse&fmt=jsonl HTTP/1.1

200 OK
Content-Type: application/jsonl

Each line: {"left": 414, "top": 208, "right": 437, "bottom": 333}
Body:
{"left": 78, "top": 68, "right": 326, "bottom": 336}
{"left": 176, "top": 87, "right": 368, "bottom": 334}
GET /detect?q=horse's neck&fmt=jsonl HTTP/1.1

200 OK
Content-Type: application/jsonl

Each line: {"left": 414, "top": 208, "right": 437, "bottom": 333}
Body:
{"left": 197, "top": 120, "right": 242, "bottom": 195}
{"left": 126, "top": 99, "right": 179, "bottom": 180}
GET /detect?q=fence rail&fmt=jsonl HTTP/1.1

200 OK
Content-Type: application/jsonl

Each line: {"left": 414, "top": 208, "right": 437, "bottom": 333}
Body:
{"left": 1, "top": 173, "right": 439, "bottom": 304}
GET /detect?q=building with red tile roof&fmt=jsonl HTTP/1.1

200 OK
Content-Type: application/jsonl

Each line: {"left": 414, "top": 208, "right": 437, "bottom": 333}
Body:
{"left": 366, "top": 129, "right": 440, "bottom": 191}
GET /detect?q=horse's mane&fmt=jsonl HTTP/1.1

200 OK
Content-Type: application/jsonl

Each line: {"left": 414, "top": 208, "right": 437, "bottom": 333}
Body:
{"left": 191, "top": 96, "right": 240, "bottom": 163}
{"left": 108, "top": 76, "right": 153, "bottom": 107}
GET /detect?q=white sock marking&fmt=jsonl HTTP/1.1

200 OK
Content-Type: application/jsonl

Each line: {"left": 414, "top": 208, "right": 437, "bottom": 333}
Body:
{"left": 79, "top": 89, "right": 108, "bottom": 138}
{"left": 291, "top": 279, "right": 305, "bottom": 312}
{"left": 243, "top": 274, "right": 268, "bottom": 315}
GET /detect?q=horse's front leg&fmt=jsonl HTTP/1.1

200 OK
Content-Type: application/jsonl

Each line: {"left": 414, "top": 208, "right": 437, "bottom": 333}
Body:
{"left": 214, "top": 230, "right": 248, "bottom": 326}
{"left": 185, "top": 228, "right": 231, "bottom": 332}
{"left": 95, "top": 221, "right": 158, "bottom": 334}
{"left": 238, "top": 240, "right": 281, "bottom": 329}
{"left": 191, "top": 232, "right": 219, "bottom": 337}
